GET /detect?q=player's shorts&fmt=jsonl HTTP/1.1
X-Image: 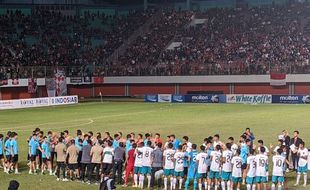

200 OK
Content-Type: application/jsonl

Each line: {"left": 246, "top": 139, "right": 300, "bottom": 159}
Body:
{"left": 183, "top": 167, "right": 188, "bottom": 176}
{"left": 298, "top": 165, "right": 308, "bottom": 174}
{"left": 272, "top": 176, "right": 284, "bottom": 183}
{"left": 209, "top": 170, "right": 220, "bottom": 179}
{"left": 141, "top": 166, "right": 152, "bottom": 175}
{"left": 232, "top": 177, "right": 242, "bottom": 183}
{"left": 255, "top": 176, "right": 267, "bottom": 183}
{"left": 102, "top": 163, "right": 113, "bottom": 175}
{"left": 30, "top": 155, "right": 36, "bottom": 162}
{"left": 5, "top": 155, "right": 12, "bottom": 162}
{"left": 36, "top": 150, "right": 41, "bottom": 157}
{"left": 221, "top": 171, "right": 232, "bottom": 181}
{"left": 164, "top": 169, "right": 175, "bottom": 176}
{"left": 174, "top": 171, "right": 184, "bottom": 177}
{"left": 42, "top": 158, "right": 50, "bottom": 163}
{"left": 0, "top": 154, "right": 3, "bottom": 159}
{"left": 241, "top": 163, "right": 247, "bottom": 170}
{"left": 134, "top": 166, "right": 142, "bottom": 174}
{"left": 12, "top": 155, "right": 18, "bottom": 163}
{"left": 197, "top": 173, "right": 207, "bottom": 179}
{"left": 246, "top": 176, "right": 256, "bottom": 184}
{"left": 68, "top": 163, "right": 78, "bottom": 170}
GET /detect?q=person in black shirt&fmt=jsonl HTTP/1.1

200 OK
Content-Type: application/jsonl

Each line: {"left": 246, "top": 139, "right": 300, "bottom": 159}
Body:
{"left": 290, "top": 130, "right": 303, "bottom": 171}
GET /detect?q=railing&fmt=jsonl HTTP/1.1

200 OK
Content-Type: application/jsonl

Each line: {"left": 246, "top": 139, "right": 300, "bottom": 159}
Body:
{"left": 0, "top": 63, "right": 309, "bottom": 80}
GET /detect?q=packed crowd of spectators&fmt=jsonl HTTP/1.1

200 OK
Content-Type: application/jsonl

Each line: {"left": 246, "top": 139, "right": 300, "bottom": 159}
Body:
{"left": 109, "top": 2, "right": 310, "bottom": 76}
{"left": 107, "top": 10, "right": 193, "bottom": 76}
{"left": 1, "top": 1, "right": 310, "bottom": 79}
{"left": 0, "top": 9, "right": 153, "bottom": 79}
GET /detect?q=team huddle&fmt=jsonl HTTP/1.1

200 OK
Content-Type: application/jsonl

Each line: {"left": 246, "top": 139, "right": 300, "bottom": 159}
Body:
{"left": 0, "top": 128, "right": 309, "bottom": 190}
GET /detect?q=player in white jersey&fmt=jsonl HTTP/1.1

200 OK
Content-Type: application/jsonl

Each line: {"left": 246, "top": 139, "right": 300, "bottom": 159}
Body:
{"left": 102, "top": 141, "right": 114, "bottom": 179}
{"left": 140, "top": 141, "right": 154, "bottom": 189}
{"left": 213, "top": 134, "right": 222, "bottom": 148}
{"left": 270, "top": 139, "right": 284, "bottom": 155}
{"left": 257, "top": 140, "right": 270, "bottom": 182}
{"left": 221, "top": 143, "right": 233, "bottom": 190}
{"left": 294, "top": 141, "right": 308, "bottom": 187}
{"left": 208, "top": 144, "right": 222, "bottom": 190}
{"left": 271, "top": 148, "right": 286, "bottom": 190}
{"left": 133, "top": 142, "right": 144, "bottom": 187}
{"left": 163, "top": 143, "right": 176, "bottom": 190}
{"left": 228, "top": 137, "right": 238, "bottom": 156}
{"left": 196, "top": 145, "right": 208, "bottom": 190}
{"left": 231, "top": 149, "right": 243, "bottom": 190}
{"left": 183, "top": 136, "right": 192, "bottom": 153}
{"left": 255, "top": 146, "right": 268, "bottom": 190}
{"left": 173, "top": 145, "right": 185, "bottom": 190}
{"left": 257, "top": 140, "right": 269, "bottom": 156}
{"left": 246, "top": 149, "right": 256, "bottom": 190}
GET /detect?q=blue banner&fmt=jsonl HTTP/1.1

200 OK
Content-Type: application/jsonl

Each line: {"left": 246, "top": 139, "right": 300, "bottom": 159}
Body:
{"left": 172, "top": 95, "right": 185, "bottom": 103}
{"left": 184, "top": 94, "right": 226, "bottom": 103}
{"left": 144, "top": 94, "right": 158, "bottom": 102}
{"left": 272, "top": 95, "right": 310, "bottom": 104}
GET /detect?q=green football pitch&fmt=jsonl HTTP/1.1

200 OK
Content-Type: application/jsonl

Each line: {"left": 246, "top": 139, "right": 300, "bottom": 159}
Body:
{"left": 0, "top": 102, "right": 309, "bottom": 190}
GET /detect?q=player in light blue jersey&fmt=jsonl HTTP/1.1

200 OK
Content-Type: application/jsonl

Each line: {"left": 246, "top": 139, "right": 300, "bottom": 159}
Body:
{"left": 41, "top": 136, "right": 52, "bottom": 175}
{"left": 4, "top": 133, "right": 12, "bottom": 174}
{"left": 82, "top": 134, "right": 89, "bottom": 146}
{"left": 126, "top": 134, "right": 133, "bottom": 154}
{"left": 0, "top": 134, "right": 4, "bottom": 170}
{"left": 240, "top": 136, "right": 250, "bottom": 184}
{"left": 10, "top": 132, "right": 20, "bottom": 174}
{"left": 185, "top": 144, "right": 198, "bottom": 190}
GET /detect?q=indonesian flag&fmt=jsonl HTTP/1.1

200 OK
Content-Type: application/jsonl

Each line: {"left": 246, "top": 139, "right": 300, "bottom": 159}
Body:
{"left": 270, "top": 73, "right": 286, "bottom": 86}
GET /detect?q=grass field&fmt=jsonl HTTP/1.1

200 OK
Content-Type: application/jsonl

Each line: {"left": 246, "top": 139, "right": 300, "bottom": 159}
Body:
{"left": 0, "top": 102, "right": 310, "bottom": 190}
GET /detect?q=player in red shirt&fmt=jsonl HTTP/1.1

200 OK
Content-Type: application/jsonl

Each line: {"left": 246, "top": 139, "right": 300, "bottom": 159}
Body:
{"left": 123, "top": 143, "right": 137, "bottom": 187}
{"left": 154, "top": 133, "right": 162, "bottom": 146}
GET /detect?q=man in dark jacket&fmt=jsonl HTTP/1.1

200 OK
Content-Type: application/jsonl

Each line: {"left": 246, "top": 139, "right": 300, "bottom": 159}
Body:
{"left": 80, "top": 139, "right": 92, "bottom": 183}
{"left": 290, "top": 130, "right": 303, "bottom": 171}
{"left": 112, "top": 142, "right": 126, "bottom": 184}
{"left": 150, "top": 142, "right": 163, "bottom": 188}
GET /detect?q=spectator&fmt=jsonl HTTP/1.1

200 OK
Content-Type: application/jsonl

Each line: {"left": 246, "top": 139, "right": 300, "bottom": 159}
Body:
{"left": 8, "top": 180, "right": 19, "bottom": 190}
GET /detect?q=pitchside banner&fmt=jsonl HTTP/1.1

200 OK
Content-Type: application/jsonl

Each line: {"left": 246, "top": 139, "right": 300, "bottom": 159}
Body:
{"left": 272, "top": 95, "right": 310, "bottom": 104}
{"left": 144, "top": 95, "right": 158, "bottom": 102}
{"left": 184, "top": 94, "right": 226, "bottom": 103}
{"left": 145, "top": 94, "right": 226, "bottom": 103}
{"left": 0, "top": 96, "right": 78, "bottom": 110}
{"left": 158, "top": 94, "right": 172, "bottom": 103}
{"left": 226, "top": 94, "right": 272, "bottom": 104}
{"left": 172, "top": 95, "right": 185, "bottom": 103}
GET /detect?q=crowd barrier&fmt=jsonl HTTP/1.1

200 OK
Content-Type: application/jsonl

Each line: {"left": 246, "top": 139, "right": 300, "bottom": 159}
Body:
{"left": 0, "top": 95, "right": 78, "bottom": 110}
{"left": 145, "top": 94, "right": 310, "bottom": 104}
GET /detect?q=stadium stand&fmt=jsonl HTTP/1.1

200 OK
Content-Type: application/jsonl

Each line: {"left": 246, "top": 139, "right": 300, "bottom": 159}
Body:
{"left": 0, "top": 1, "right": 310, "bottom": 79}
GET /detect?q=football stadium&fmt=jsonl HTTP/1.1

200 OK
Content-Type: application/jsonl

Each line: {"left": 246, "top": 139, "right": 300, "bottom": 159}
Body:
{"left": 1, "top": 0, "right": 310, "bottom": 190}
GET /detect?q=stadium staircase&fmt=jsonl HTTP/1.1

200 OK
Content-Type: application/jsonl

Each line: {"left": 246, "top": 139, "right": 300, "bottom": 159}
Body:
{"left": 106, "top": 10, "right": 162, "bottom": 63}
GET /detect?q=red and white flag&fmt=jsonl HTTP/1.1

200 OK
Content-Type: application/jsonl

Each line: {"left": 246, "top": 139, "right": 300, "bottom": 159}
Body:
{"left": 270, "top": 73, "right": 286, "bottom": 86}
{"left": 55, "top": 69, "right": 67, "bottom": 96}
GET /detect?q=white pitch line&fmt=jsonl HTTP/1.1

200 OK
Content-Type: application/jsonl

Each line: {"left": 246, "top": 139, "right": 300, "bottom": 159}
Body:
{"left": 0, "top": 119, "right": 95, "bottom": 133}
